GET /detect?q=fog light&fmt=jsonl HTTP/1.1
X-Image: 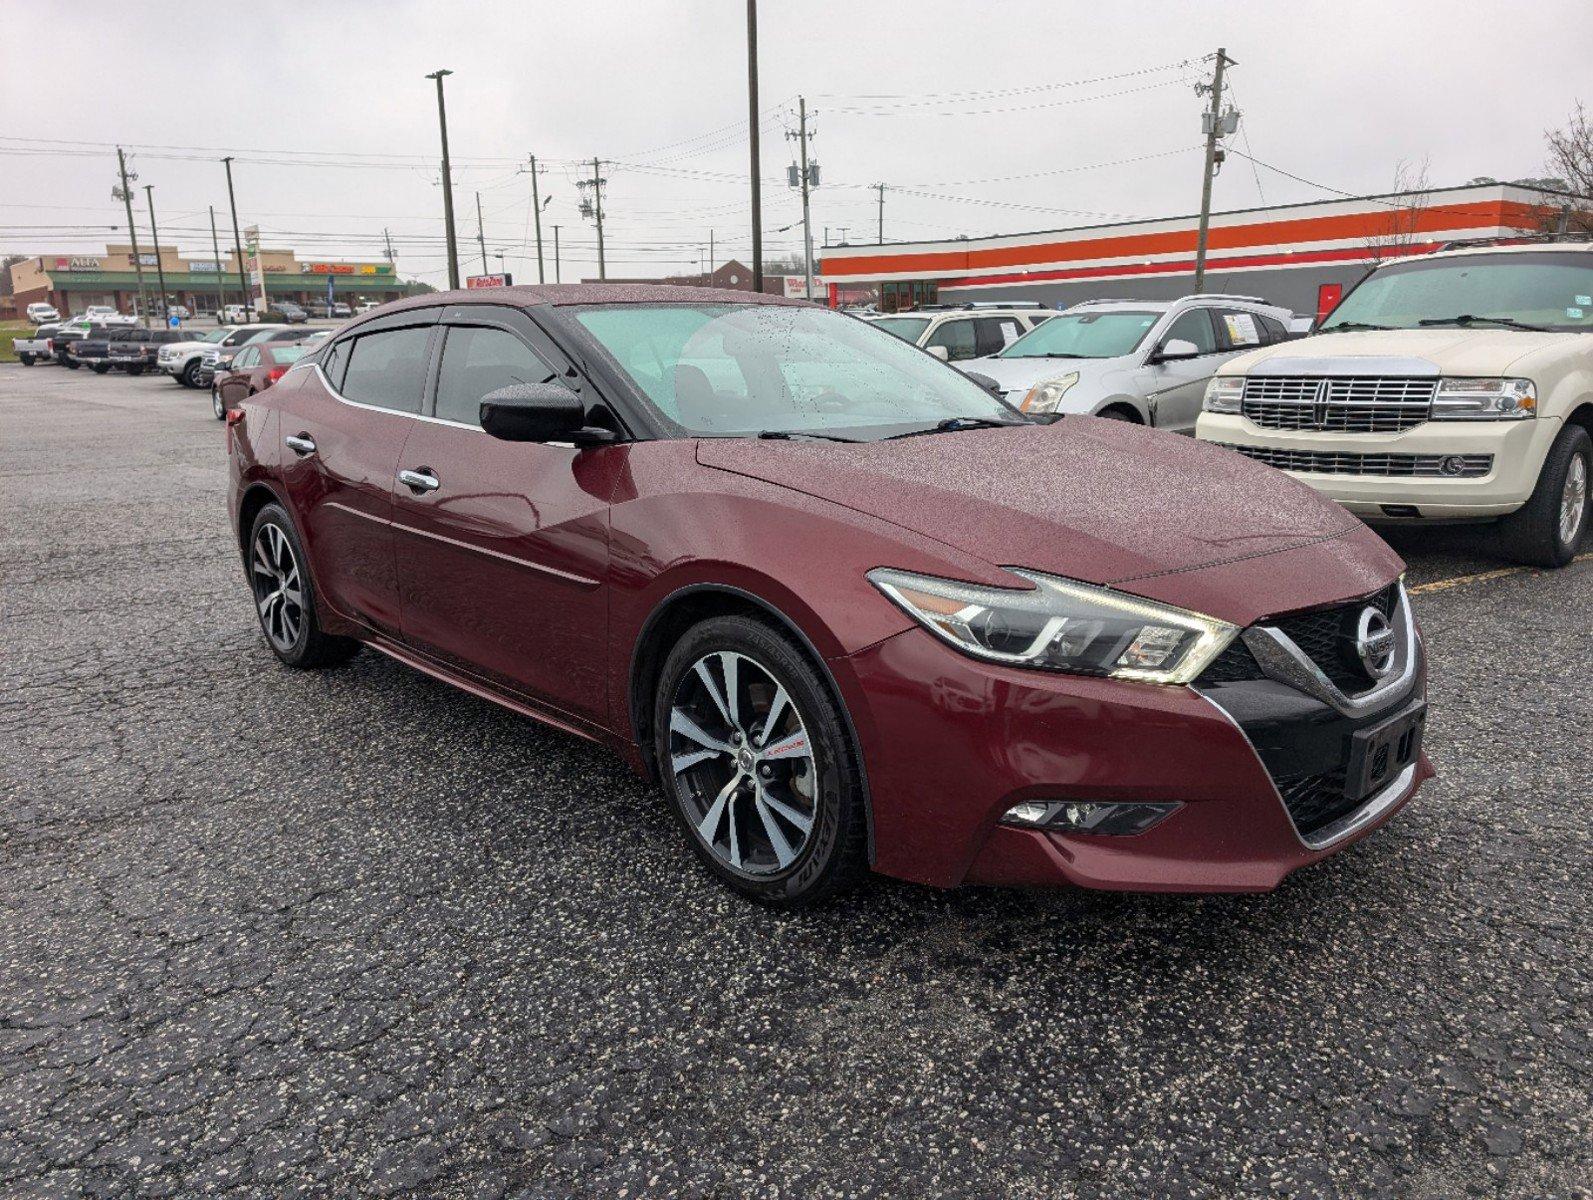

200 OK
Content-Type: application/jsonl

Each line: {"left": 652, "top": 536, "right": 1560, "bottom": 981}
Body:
{"left": 999, "top": 800, "right": 1181, "bottom": 836}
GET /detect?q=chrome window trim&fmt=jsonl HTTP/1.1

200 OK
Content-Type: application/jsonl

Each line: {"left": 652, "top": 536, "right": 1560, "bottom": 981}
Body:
{"left": 310, "top": 361, "right": 486, "bottom": 432}
{"left": 1242, "top": 582, "right": 1420, "bottom": 718}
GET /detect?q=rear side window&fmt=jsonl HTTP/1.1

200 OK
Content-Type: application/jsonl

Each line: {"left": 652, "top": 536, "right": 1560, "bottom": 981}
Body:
{"left": 1257, "top": 314, "right": 1288, "bottom": 344}
{"left": 321, "top": 341, "right": 347, "bottom": 389}
{"left": 339, "top": 326, "right": 432, "bottom": 413}
{"left": 1215, "top": 309, "right": 1265, "bottom": 350}
{"left": 433, "top": 325, "right": 556, "bottom": 426}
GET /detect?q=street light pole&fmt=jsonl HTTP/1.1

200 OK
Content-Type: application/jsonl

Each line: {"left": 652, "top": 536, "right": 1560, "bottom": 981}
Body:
{"left": 746, "top": 0, "right": 763, "bottom": 293}
{"left": 143, "top": 186, "right": 170, "bottom": 323}
{"left": 114, "top": 147, "right": 151, "bottom": 328}
{"left": 552, "top": 225, "right": 562, "bottom": 283}
{"left": 222, "top": 156, "right": 252, "bottom": 323}
{"left": 426, "top": 68, "right": 461, "bottom": 289}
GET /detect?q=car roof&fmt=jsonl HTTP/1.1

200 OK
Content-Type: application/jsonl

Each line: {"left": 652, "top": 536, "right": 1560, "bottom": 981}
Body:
{"left": 369, "top": 283, "right": 809, "bottom": 319}
{"left": 1420, "top": 240, "right": 1593, "bottom": 262}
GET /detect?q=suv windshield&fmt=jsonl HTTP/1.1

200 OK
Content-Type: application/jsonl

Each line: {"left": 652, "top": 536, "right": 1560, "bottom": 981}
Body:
{"left": 1322, "top": 250, "right": 1593, "bottom": 333}
{"left": 573, "top": 303, "right": 1020, "bottom": 439}
{"left": 999, "top": 309, "right": 1160, "bottom": 358}
{"left": 198, "top": 328, "right": 231, "bottom": 343}
{"left": 868, "top": 316, "right": 931, "bottom": 343}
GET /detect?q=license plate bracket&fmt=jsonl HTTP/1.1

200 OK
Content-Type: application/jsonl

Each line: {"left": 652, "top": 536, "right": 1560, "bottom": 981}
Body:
{"left": 1346, "top": 699, "right": 1425, "bottom": 800}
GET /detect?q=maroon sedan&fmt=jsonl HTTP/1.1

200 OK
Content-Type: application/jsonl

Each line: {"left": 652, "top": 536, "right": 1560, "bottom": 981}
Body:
{"left": 226, "top": 286, "right": 1431, "bottom": 906}
{"left": 211, "top": 342, "right": 309, "bottom": 420}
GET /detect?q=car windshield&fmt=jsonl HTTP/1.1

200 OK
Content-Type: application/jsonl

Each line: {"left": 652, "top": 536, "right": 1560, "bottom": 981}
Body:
{"left": 868, "top": 316, "right": 931, "bottom": 343}
{"left": 198, "top": 328, "right": 230, "bottom": 343}
{"left": 998, "top": 309, "right": 1161, "bottom": 358}
{"left": 1322, "top": 251, "right": 1593, "bottom": 333}
{"left": 573, "top": 303, "right": 1020, "bottom": 439}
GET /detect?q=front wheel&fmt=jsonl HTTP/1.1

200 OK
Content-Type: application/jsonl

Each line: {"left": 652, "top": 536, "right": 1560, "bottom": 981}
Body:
{"left": 247, "top": 504, "right": 360, "bottom": 668}
{"left": 653, "top": 615, "right": 867, "bottom": 907}
{"left": 180, "top": 359, "right": 202, "bottom": 388}
{"left": 126, "top": 365, "right": 144, "bottom": 376}
{"left": 1498, "top": 424, "right": 1590, "bottom": 568}
{"left": 91, "top": 364, "right": 110, "bottom": 375}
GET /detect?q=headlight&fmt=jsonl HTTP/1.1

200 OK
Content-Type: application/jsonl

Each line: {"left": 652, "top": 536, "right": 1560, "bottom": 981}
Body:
{"left": 1431, "top": 377, "right": 1535, "bottom": 420}
{"left": 1204, "top": 375, "right": 1244, "bottom": 414}
{"left": 1018, "top": 372, "right": 1079, "bottom": 414}
{"left": 867, "top": 568, "right": 1237, "bottom": 684}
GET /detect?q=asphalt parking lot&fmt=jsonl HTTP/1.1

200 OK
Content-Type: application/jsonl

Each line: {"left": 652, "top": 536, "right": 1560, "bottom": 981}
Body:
{"left": 1, "top": 364, "right": 1589, "bottom": 1200}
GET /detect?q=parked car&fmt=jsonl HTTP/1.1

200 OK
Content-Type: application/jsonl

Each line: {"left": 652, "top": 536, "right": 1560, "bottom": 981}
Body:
{"left": 46, "top": 320, "right": 106, "bottom": 367}
{"left": 298, "top": 329, "right": 333, "bottom": 350}
{"left": 864, "top": 305, "right": 1052, "bottom": 363}
{"left": 965, "top": 295, "right": 1297, "bottom": 433}
{"left": 109, "top": 328, "right": 194, "bottom": 374}
{"left": 263, "top": 302, "right": 308, "bottom": 324}
{"left": 202, "top": 325, "right": 299, "bottom": 378}
{"left": 26, "top": 302, "right": 60, "bottom": 324}
{"left": 332, "top": 301, "right": 352, "bottom": 319}
{"left": 84, "top": 305, "right": 137, "bottom": 327}
{"left": 158, "top": 326, "right": 256, "bottom": 387}
{"left": 1198, "top": 239, "right": 1593, "bottom": 568}
{"left": 12, "top": 323, "right": 60, "bottom": 365}
{"left": 68, "top": 326, "right": 144, "bottom": 373}
{"left": 210, "top": 342, "right": 308, "bottom": 419}
{"left": 354, "top": 301, "right": 381, "bottom": 314}
{"left": 222, "top": 304, "right": 251, "bottom": 324}
{"left": 227, "top": 285, "right": 1428, "bottom": 907}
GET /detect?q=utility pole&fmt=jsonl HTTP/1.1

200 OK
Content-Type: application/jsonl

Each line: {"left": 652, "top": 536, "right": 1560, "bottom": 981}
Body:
{"left": 1193, "top": 48, "right": 1235, "bottom": 292}
{"left": 222, "top": 156, "right": 252, "bottom": 323}
{"left": 114, "top": 148, "right": 151, "bottom": 328}
{"left": 143, "top": 186, "right": 169, "bottom": 323}
{"left": 708, "top": 229, "right": 715, "bottom": 279}
{"left": 426, "top": 69, "right": 460, "bottom": 289}
{"left": 790, "top": 96, "right": 818, "bottom": 300}
{"left": 746, "top": 0, "right": 763, "bottom": 292}
{"left": 208, "top": 206, "right": 227, "bottom": 320}
{"left": 552, "top": 225, "right": 562, "bottom": 283}
{"left": 383, "top": 227, "right": 396, "bottom": 269}
{"left": 475, "top": 191, "right": 488, "bottom": 273}
{"left": 528, "top": 154, "right": 546, "bottom": 283}
{"left": 587, "top": 158, "right": 607, "bottom": 279}
{"left": 876, "top": 183, "right": 885, "bottom": 244}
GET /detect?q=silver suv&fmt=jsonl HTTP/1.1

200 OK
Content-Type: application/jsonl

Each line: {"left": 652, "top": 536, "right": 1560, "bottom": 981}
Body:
{"left": 864, "top": 304, "right": 1053, "bottom": 363}
{"left": 967, "top": 295, "right": 1297, "bottom": 433}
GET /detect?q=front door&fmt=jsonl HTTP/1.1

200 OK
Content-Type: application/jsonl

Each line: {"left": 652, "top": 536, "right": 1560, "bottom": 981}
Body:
{"left": 276, "top": 315, "right": 438, "bottom": 636}
{"left": 1142, "top": 308, "right": 1222, "bottom": 433}
{"left": 219, "top": 345, "right": 258, "bottom": 407}
{"left": 388, "top": 311, "right": 614, "bottom": 726}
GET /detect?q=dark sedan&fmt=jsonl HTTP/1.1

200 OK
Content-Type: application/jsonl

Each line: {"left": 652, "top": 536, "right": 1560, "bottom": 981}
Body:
{"left": 211, "top": 342, "right": 309, "bottom": 419}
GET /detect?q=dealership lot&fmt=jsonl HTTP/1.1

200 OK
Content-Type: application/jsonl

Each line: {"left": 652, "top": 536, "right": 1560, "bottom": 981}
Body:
{"left": 0, "top": 366, "right": 1588, "bottom": 1197}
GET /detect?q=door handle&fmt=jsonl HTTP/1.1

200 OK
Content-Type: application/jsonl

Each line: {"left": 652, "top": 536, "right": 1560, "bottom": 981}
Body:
{"left": 398, "top": 468, "right": 440, "bottom": 493}
{"left": 284, "top": 434, "right": 317, "bottom": 456}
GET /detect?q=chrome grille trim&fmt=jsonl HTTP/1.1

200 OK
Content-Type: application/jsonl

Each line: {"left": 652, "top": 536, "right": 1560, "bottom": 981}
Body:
{"left": 1241, "top": 375, "right": 1436, "bottom": 433}
{"left": 1214, "top": 443, "right": 1493, "bottom": 478}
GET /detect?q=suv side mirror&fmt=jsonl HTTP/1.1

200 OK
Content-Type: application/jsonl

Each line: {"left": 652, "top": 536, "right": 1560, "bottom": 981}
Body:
{"left": 480, "top": 382, "right": 616, "bottom": 446}
{"left": 1151, "top": 337, "right": 1200, "bottom": 363}
{"left": 925, "top": 344, "right": 950, "bottom": 362}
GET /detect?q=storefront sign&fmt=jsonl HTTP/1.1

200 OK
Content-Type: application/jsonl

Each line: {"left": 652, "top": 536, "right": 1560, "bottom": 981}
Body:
{"left": 188, "top": 260, "right": 222, "bottom": 273}
{"left": 307, "top": 262, "right": 356, "bottom": 275}
{"left": 466, "top": 273, "right": 512, "bottom": 288}
{"left": 55, "top": 256, "right": 104, "bottom": 272}
{"left": 136, "top": 253, "right": 158, "bottom": 267}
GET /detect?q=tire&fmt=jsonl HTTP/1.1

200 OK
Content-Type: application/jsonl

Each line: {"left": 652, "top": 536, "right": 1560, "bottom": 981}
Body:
{"left": 64, "top": 359, "right": 80, "bottom": 370}
{"left": 19, "top": 354, "right": 34, "bottom": 366}
{"left": 653, "top": 615, "right": 867, "bottom": 907}
{"left": 1497, "top": 423, "right": 1591, "bottom": 569}
{"left": 127, "top": 366, "right": 144, "bottom": 376}
{"left": 180, "top": 359, "right": 202, "bottom": 388}
{"left": 91, "top": 364, "right": 110, "bottom": 375}
{"left": 1096, "top": 405, "right": 1139, "bottom": 422}
{"left": 246, "top": 503, "right": 361, "bottom": 669}
{"left": 212, "top": 387, "right": 226, "bottom": 420}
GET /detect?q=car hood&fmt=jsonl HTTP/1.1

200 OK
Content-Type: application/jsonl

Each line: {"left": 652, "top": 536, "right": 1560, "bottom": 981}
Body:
{"left": 695, "top": 418, "right": 1401, "bottom": 626}
{"left": 162, "top": 339, "right": 215, "bottom": 353}
{"left": 963, "top": 353, "right": 1128, "bottom": 401}
{"left": 1222, "top": 328, "right": 1582, "bottom": 377}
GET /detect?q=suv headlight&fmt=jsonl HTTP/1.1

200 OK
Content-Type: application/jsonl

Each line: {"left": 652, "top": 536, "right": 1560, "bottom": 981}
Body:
{"left": 1432, "top": 377, "right": 1535, "bottom": 420}
{"left": 1204, "top": 375, "right": 1244, "bottom": 414}
{"left": 1018, "top": 372, "right": 1079, "bottom": 414}
{"left": 868, "top": 568, "right": 1236, "bottom": 685}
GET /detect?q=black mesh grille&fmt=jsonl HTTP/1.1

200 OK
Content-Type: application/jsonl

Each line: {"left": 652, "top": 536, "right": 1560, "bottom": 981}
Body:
{"left": 1275, "top": 768, "right": 1359, "bottom": 837}
{"left": 1199, "top": 638, "right": 1267, "bottom": 683}
{"left": 1268, "top": 584, "right": 1398, "bottom": 694}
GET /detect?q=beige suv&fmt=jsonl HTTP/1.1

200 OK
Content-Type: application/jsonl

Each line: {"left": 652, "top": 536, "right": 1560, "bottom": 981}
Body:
{"left": 1198, "top": 240, "right": 1593, "bottom": 567}
{"left": 864, "top": 305, "right": 1052, "bottom": 363}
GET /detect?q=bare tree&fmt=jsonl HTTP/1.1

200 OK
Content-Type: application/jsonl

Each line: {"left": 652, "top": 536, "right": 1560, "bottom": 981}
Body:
{"left": 1544, "top": 101, "right": 1593, "bottom": 233}
{"left": 1363, "top": 156, "right": 1433, "bottom": 264}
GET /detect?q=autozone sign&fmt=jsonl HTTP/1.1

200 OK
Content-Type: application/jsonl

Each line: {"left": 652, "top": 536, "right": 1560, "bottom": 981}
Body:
{"left": 466, "top": 274, "right": 512, "bottom": 288}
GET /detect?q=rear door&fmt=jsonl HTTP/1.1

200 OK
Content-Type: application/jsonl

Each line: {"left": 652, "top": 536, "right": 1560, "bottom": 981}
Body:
{"left": 1142, "top": 307, "right": 1221, "bottom": 433}
{"left": 275, "top": 309, "right": 438, "bottom": 636}
{"left": 388, "top": 305, "right": 614, "bottom": 725}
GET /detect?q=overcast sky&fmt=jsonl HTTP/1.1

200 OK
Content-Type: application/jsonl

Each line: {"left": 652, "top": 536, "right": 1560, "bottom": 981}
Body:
{"left": 2, "top": 0, "right": 1587, "bottom": 286}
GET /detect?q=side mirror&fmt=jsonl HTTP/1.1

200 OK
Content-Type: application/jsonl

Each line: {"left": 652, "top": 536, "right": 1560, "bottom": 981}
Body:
{"left": 1151, "top": 337, "right": 1200, "bottom": 363}
{"left": 963, "top": 371, "right": 1003, "bottom": 396}
{"left": 480, "top": 382, "right": 615, "bottom": 446}
{"left": 925, "top": 345, "right": 950, "bottom": 362}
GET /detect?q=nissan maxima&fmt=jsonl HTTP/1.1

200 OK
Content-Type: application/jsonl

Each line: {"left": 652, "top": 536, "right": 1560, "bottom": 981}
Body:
{"left": 227, "top": 286, "right": 1431, "bottom": 906}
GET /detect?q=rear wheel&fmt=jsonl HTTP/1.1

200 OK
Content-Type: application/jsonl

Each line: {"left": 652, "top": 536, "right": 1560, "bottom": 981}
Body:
{"left": 247, "top": 504, "right": 360, "bottom": 668}
{"left": 653, "top": 615, "right": 867, "bottom": 907}
{"left": 18, "top": 354, "right": 33, "bottom": 366}
{"left": 91, "top": 364, "right": 110, "bottom": 375}
{"left": 127, "top": 365, "right": 144, "bottom": 376}
{"left": 212, "top": 386, "right": 225, "bottom": 420}
{"left": 1498, "top": 424, "right": 1590, "bottom": 568}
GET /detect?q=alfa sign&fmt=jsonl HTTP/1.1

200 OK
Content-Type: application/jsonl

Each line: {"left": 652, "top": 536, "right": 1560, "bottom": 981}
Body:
{"left": 55, "top": 256, "right": 104, "bottom": 272}
{"left": 466, "top": 273, "right": 512, "bottom": 288}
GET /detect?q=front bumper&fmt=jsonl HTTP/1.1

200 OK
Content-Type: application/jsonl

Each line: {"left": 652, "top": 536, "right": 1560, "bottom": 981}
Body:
{"left": 835, "top": 604, "right": 1429, "bottom": 893}
{"left": 1196, "top": 411, "right": 1562, "bottom": 520}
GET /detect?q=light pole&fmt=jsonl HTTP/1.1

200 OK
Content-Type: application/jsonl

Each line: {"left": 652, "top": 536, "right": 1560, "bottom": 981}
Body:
{"left": 143, "top": 186, "right": 170, "bottom": 323}
{"left": 426, "top": 68, "right": 461, "bottom": 289}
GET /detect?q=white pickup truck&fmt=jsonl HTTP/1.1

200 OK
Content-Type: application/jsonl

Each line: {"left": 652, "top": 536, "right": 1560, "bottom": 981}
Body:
{"left": 12, "top": 326, "right": 58, "bottom": 366}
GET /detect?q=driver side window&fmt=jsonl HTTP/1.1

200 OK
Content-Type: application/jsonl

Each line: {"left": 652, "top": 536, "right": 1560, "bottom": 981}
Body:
{"left": 433, "top": 326, "right": 557, "bottom": 426}
{"left": 926, "top": 319, "right": 979, "bottom": 361}
{"left": 1161, "top": 309, "right": 1217, "bottom": 355}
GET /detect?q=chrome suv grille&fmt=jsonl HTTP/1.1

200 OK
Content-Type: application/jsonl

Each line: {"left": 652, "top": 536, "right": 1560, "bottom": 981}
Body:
{"left": 1214, "top": 443, "right": 1493, "bottom": 478}
{"left": 1241, "top": 375, "right": 1435, "bottom": 432}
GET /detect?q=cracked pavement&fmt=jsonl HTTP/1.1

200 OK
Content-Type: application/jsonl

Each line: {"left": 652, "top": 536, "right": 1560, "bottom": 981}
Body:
{"left": 1, "top": 365, "right": 1589, "bottom": 1198}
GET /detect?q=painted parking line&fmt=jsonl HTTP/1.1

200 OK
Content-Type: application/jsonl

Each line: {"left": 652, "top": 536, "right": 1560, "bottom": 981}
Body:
{"left": 1409, "top": 551, "right": 1592, "bottom": 595}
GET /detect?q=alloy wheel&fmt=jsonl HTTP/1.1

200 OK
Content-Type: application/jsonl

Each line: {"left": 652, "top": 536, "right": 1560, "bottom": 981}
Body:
{"left": 212, "top": 387, "right": 224, "bottom": 420}
{"left": 668, "top": 650, "right": 817, "bottom": 877}
{"left": 1560, "top": 452, "right": 1587, "bottom": 546}
{"left": 250, "top": 524, "right": 304, "bottom": 652}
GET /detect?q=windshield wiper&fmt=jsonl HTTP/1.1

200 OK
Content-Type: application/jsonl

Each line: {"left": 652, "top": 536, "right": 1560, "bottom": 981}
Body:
{"left": 755, "top": 429, "right": 862, "bottom": 443}
{"left": 1007, "top": 351, "right": 1087, "bottom": 359}
{"left": 882, "top": 416, "right": 1027, "bottom": 441}
{"left": 1416, "top": 314, "right": 1550, "bottom": 332}
{"left": 1320, "top": 321, "right": 1392, "bottom": 332}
